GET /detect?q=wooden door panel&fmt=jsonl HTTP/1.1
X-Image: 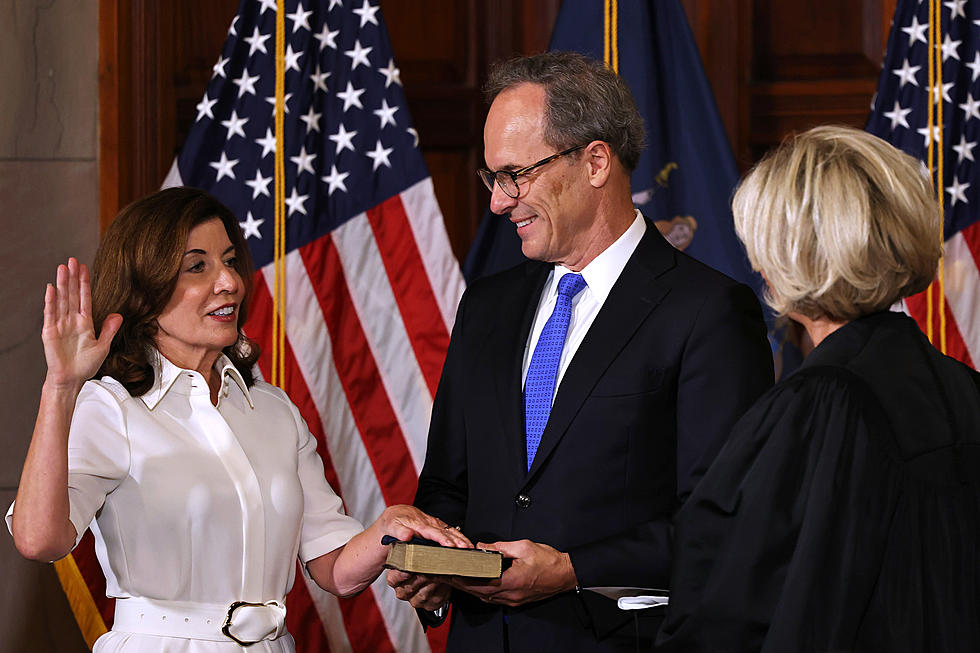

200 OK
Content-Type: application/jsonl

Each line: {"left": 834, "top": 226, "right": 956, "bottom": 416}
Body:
{"left": 753, "top": 0, "right": 885, "bottom": 78}
{"left": 748, "top": 0, "right": 895, "bottom": 159}
{"left": 172, "top": 1, "right": 241, "bottom": 164}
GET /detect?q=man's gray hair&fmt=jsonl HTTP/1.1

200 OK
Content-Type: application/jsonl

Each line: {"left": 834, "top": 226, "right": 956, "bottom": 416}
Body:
{"left": 485, "top": 51, "right": 646, "bottom": 171}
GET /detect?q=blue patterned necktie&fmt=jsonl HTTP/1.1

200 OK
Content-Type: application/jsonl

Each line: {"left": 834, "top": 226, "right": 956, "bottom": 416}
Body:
{"left": 524, "top": 273, "right": 588, "bottom": 470}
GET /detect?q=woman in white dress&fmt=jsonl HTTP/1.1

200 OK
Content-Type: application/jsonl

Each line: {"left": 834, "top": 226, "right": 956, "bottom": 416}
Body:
{"left": 8, "top": 187, "right": 470, "bottom": 652}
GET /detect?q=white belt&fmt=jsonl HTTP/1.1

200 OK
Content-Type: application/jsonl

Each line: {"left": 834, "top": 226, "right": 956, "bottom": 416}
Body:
{"left": 113, "top": 597, "right": 287, "bottom": 646}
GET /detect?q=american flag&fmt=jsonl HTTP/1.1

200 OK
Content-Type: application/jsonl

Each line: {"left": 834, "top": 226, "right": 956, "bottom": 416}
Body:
{"left": 867, "top": 0, "right": 980, "bottom": 368}
{"left": 70, "top": 0, "right": 465, "bottom": 651}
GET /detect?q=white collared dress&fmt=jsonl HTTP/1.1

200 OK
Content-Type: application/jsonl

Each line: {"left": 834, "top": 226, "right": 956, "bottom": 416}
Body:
{"left": 7, "top": 352, "right": 364, "bottom": 652}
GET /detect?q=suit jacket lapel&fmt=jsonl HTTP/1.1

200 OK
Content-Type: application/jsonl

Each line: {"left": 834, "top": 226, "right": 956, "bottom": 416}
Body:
{"left": 488, "top": 261, "right": 550, "bottom": 480}
{"left": 525, "top": 223, "right": 676, "bottom": 481}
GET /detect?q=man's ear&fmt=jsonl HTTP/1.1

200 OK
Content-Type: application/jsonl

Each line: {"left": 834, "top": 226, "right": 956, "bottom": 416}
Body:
{"left": 584, "top": 141, "right": 613, "bottom": 188}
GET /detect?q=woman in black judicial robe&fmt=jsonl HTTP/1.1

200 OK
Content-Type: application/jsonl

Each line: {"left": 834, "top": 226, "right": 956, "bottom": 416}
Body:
{"left": 657, "top": 126, "right": 980, "bottom": 653}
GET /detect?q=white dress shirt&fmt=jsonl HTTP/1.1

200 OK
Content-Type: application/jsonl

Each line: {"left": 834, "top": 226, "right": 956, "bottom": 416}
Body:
{"left": 7, "top": 350, "right": 363, "bottom": 653}
{"left": 522, "top": 211, "right": 647, "bottom": 401}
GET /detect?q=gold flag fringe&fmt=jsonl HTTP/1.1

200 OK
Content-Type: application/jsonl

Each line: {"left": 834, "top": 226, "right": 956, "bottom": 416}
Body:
{"left": 54, "top": 555, "right": 107, "bottom": 649}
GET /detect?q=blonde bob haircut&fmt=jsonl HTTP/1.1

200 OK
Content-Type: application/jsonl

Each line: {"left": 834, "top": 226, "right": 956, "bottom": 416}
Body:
{"left": 732, "top": 125, "right": 941, "bottom": 322}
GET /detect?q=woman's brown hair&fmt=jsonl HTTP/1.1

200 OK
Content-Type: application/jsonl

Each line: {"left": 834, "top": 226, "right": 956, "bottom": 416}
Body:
{"left": 91, "top": 187, "right": 260, "bottom": 396}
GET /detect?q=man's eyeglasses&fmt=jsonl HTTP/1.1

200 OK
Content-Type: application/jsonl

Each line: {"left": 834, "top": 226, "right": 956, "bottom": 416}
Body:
{"left": 477, "top": 145, "right": 586, "bottom": 199}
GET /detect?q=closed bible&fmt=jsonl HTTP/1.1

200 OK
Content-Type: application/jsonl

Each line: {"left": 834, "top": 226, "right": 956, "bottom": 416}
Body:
{"left": 383, "top": 539, "right": 504, "bottom": 579}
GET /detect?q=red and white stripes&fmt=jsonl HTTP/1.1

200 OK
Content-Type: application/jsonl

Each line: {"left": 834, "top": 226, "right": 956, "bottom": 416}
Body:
{"left": 247, "top": 178, "right": 464, "bottom": 652}
{"left": 903, "top": 221, "right": 980, "bottom": 369}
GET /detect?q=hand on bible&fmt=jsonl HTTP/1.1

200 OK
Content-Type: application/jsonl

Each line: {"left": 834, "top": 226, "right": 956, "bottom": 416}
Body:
{"left": 447, "top": 539, "right": 578, "bottom": 607}
{"left": 387, "top": 570, "right": 452, "bottom": 611}
{"left": 376, "top": 505, "right": 472, "bottom": 550}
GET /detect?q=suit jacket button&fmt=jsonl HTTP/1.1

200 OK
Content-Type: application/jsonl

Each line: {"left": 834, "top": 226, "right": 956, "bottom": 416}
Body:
{"left": 515, "top": 493, "right": 531, "bottom": 509}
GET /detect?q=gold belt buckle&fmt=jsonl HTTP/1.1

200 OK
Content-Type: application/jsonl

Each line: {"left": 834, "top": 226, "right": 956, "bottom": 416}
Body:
{"left": 221, "top": 600, "right": 264, "bottom": 647}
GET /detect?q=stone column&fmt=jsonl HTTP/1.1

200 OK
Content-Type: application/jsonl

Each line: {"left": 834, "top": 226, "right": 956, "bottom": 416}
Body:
{"left": 0, "top": 1, "right": 98, "bottom": 650}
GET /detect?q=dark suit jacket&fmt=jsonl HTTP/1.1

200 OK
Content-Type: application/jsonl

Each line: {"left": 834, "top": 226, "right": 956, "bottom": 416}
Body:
{"left": 415, "top": 220, "right": 773, "bottom": 652}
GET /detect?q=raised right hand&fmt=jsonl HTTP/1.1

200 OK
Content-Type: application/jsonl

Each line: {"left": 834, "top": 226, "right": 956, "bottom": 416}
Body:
{"left": 42, "top": 258, "right": 122, "bottom": 389}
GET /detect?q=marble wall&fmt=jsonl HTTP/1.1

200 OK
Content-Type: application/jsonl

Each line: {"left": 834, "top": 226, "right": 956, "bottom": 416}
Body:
{"left": 1, "top": 0, "right": 98, "bottom": 649}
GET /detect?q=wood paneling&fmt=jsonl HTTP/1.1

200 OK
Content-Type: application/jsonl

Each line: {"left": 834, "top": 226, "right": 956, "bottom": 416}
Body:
{"left": 750, "top": 79, "right": 880, "bottom": 148}
{"left": 99, "top": 1, "right": 237, "bottom": 231}
{"left": 98, "top": 1, "right": 172, "bottom": 230}
{"left": 98, "top": 0, "right": 121, "bottom": 231}
{"left": 746, "top": 0, "right": 896, "bottom": 160}
{"left": 753, "top": 0, "right": 886, "bottom": 78}
{"left": 680, "top": 0, "right": 895, "bottom": 169}
{"left": 172, "top": 2, "right": 242, "bottom": 164}
{"left": 680, "top": 0, "right": 754, "bottom": 169}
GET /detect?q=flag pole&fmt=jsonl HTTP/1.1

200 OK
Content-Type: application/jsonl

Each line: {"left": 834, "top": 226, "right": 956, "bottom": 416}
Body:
{"left": 927, "top": 0, "right": 948, "bottom": 353}
{"left": 933, "top": 0, "right": 947, "bottom": 354}
{"left": 53, "top": 555, "right": 107, "bottom": 649}
{"left": 272, "top": 0, "right": 287, "bottom": 387}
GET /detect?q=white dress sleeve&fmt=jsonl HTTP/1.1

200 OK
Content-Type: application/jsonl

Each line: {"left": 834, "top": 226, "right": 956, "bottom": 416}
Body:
{"left": 5, "top": 380, "right": 130, "bottom": 551}
{"left": 65, "top": 381, "right": 131, "bottom": 548}
{"left": 284, "top": 397, "right": 364, "bottom": 563}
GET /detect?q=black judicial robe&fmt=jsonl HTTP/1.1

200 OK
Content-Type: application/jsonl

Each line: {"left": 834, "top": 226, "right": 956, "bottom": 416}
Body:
{"left": 658, "top": 310, "right": 980, "bottom": 653}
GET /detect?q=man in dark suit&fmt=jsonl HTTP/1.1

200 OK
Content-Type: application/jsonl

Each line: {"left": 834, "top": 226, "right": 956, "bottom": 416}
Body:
{"left": 388, "top": 52, "right": 773, "bottom": 652}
